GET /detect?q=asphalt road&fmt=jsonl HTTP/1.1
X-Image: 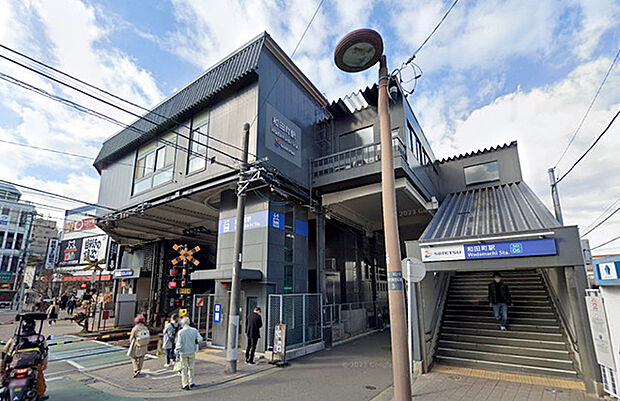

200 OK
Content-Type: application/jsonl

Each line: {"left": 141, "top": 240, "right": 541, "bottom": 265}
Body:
{"left": 152, "top": 330, "right": 394, "bottom": 401}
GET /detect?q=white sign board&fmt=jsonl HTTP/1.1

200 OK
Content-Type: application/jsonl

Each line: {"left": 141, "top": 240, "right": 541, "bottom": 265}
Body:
{"left": 79, "top": 235, "right": 108, "bottom": 265}
{"left": 23, "top": 266, "right": 37, "bottom": 289}
{"left": 420, "top": 244, "right": 464, "bottom": 262}
{"left": 585, "top": 294, "right": 616, "bottom": 369}
{"left": 44, "top": 238, "right": 59, "bottom": 270}
{"left": 599, "top": 263, "right": 618, "bottom": 280}
{"left": 402, "top": 258, "right": 426, "bottom": 283}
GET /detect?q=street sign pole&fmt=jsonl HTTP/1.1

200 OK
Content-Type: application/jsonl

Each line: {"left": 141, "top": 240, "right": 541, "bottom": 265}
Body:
{"left": 225, "top": 123, "right": 250, "bottom": 374}
{"left": 403, "top": 257, "right": 427, "bottom": 378}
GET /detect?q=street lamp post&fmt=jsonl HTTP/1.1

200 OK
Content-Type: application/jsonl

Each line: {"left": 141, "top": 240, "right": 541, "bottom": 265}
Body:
{"left": 334, "top": 29, "right": 412, "bottom": 401}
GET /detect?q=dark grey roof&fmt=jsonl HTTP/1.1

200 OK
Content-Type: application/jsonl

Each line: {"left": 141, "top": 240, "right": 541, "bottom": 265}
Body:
{"left": 439, "top": 141, "right": 517, "bottom": 164}
{"left": 420, "top": 182, "right": 560, "bottom": 242}
{"left": 94, "top": 33, "right": 267, "bottom": 169}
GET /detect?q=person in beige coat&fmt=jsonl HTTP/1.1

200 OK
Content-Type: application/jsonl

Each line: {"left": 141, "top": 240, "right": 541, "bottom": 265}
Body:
{"left": 127, "top": 315, "right": 150, "bottom": 377}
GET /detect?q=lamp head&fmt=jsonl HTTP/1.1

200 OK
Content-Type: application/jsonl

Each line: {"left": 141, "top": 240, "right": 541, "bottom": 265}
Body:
{"left": 334, "top": 29, "right": 383, "bottom": 73}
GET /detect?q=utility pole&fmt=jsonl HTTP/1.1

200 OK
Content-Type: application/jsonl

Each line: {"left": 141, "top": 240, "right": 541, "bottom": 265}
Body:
{"left": 378, "top": 56, "right": 413, "bottom": 401}
{"left": 225, "top": 122, "right": 251, "bottom": 374}
{"left": 548, "top": 168, "right": 564, "bottom": 225}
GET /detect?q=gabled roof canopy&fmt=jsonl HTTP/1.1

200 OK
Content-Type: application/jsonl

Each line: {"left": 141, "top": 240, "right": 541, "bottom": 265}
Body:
{"left": 420, "top": 182, "right": 560, "bottom": 242}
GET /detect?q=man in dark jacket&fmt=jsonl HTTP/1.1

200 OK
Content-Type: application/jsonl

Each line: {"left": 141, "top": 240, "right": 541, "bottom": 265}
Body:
{"left": 245, "top": 307, "right": 262, "bottom": 365}
{"left": 488, "top": 272, "right": 513, "bottom": 331}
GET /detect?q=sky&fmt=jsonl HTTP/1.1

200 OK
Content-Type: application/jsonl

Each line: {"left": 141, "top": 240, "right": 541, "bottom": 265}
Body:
{"left": 0, "top": 0, "right": 618, "bottom": 254}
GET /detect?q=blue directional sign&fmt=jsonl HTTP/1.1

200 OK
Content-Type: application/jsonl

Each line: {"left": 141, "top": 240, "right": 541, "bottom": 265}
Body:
{"left": 213, "top": 303, "right": 222, "bottom": 324}
{"left": 594, "top": 259, "right": 620, "bottom": 286}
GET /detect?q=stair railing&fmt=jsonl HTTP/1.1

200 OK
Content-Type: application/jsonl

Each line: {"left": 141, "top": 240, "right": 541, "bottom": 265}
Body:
{"left": 424, "top": 272, "right": 451, "bottom": 368}
{"left": 538, "top": 268, "right": 580, "bottom": 354}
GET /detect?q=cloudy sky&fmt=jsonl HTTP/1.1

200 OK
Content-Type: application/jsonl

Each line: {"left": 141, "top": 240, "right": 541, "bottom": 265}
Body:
{"left": 0, "top": 0, "right": 618, "bottom": 254}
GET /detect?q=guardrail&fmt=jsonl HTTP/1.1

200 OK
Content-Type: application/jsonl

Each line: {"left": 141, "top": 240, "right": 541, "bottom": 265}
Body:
{"left": 312, "top": 137, "right": 407, "bottom": 178}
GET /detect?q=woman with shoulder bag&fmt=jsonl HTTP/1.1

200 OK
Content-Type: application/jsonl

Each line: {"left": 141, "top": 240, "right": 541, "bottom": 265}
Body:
{"left": 163, "top": 314, "right": 180, "bottom": 368}
{"left": 127, "top": 315, "right": 150, "bottom": 377}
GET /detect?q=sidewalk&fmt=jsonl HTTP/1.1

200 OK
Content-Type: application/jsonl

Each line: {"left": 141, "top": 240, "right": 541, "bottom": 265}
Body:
{"left": 84, "top": 347, "right": 272, "bottom": 394}
{"left": 372, "top": 367, "right": 601, "bottom": 401}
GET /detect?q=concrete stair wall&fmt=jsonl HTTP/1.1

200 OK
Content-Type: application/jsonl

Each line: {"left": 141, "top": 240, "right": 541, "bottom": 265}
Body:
{"left": 435, "top": 269, "right": 580, "bottom": 378}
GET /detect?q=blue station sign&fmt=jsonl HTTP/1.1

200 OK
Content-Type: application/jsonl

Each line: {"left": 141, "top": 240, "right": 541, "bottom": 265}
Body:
{"left": 464, "top": 238, "right": 557, "bottom": 260}
{"left": 421, "top": 237, "right": 557, "bottom": 262}
{"left": 218, "top": 210, "right": 284, "bottom": 234}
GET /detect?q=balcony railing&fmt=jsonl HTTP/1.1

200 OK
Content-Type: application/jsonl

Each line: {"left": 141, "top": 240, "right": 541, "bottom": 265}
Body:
{"left": 312, "top": 136, "right": 407, "bottom": 178}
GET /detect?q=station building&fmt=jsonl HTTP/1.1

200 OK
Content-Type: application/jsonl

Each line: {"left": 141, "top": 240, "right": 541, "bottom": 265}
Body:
{"left": 93, "top": 32, "right": 600, "bottom": 392}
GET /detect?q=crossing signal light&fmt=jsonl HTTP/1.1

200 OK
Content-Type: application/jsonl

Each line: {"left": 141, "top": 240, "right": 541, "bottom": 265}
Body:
{"left": 169, "top": 268, "right": 179, "bottom": 276}
{"left": 168, "top": 281, "right": 178, "bottom": 289}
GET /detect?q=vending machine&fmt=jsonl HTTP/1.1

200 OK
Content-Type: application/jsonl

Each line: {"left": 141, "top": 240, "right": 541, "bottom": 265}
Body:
{"left": 585, "top": 255, "right": 620, "bottom": 399}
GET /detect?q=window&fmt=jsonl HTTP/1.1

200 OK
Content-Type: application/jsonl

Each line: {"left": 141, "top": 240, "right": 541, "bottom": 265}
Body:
{"left": 188, "top": 111, "right": 210, "bottom": 174}
{"left": 464, "top": 161, "right": 500, "bottom": 185}
{"left": 408, "top": 122, "right": 429, "bottom": 166}
{"left": 6, "top": 232, "right": 14, "bottom": 248}
{"left": 14, "top": 233, "right": 23, "bottom": 250}
{"left": 339, "top": 126, "right": 374, "bottom": 150}
{"left": 133, "top": 133, "right": 176, "bottom": 194}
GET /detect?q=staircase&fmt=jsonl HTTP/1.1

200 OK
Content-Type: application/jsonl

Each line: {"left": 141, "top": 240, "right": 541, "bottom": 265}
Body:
{"left": 435, "top": 269, "right": 579, "bottom": 378}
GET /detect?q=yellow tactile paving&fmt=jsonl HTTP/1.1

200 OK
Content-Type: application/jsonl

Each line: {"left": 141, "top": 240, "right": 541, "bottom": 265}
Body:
{"left": 432, "top": 364, "right": 586, "bottom": 391}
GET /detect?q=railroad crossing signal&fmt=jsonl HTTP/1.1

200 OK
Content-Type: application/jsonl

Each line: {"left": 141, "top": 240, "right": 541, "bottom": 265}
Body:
{"left": 171, "top": 244, "right": 200, "bottom": 267}
{"left": 83, "top": 258, "right": 105, "bottom": 272}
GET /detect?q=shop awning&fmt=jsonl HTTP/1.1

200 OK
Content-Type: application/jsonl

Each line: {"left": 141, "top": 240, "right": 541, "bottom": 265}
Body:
{"left": 191, "top": 268, "right": 262, "bottom": 281}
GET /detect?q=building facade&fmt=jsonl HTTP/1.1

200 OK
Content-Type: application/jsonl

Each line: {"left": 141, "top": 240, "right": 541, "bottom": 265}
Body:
{"left": 28, "top": 218, "right": 58, "bottom": 264}
{"left": 0, "top": 183, "right": 35, "bottom": 273}
{"left": 92, "top": 32, "right": 600, "bottom": 391}
{"left": 56, "top": 206, "right": 118, "bottom": 299}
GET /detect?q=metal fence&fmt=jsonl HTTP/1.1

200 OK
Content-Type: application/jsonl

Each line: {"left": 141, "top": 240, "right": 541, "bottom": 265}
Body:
{"left": 312, "top": 137, "right": 407, "bottom": 178}
{"left": 192, "top": 293, "right": 215, "bottom": 341}
{"left": 267, "top": 294, "right": 323, "bottom": 351}
{"left": 323, "top": 301, "right": 387, "bottom": 343}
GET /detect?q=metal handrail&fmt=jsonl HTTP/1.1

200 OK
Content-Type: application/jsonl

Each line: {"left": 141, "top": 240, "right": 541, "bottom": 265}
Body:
{"left": 312, "top": 137, "right": 407, "bottom": 178}
{"left": 539, "top": 268, "right": 579, "bottom": 352}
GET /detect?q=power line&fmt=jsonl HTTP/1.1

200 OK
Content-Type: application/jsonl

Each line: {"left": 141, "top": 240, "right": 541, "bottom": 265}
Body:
{"left": 583, "top": 194, "right": 620, "bottom": 233}
{"left": 581, "top": 205, "right": 620, "bottom": 237}
{"left": 0, "top": 179, "right": 220, "bottom": 236}
{"left": 0, "top": 42, "right": 253, "bottom": 159}
{"left": 413, "top": 0, "right": 460, "bottom": 57}
{"left": 248, "top": 0, "right": 327, "bottom": 129}
{"left": 0, "top": 71, "right": 237, "bottom": 171}
{"left": 396, "top": 0, "right": 461, "bottom": 74}
{"left": 0, "top": 53, "right": 243, "bottom": 164}
{"left": 555, "top": 48, "right": 620, "bottom": 168}
{"left": 592, "top": 234, "right": 620, "bottom": 250}
{"left": 556, "top": 108, "right": 620, "bottom": 184}
{"left": 0, "top": 138, "right": 97, "bottom": 161}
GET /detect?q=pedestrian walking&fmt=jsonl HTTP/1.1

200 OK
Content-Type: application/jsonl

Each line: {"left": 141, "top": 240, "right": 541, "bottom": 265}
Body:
{"left": 59, "top": 293, "right": 68, "bottom": 311}
{"left": 127, "top": 315, "right": 150, "bottom": 377}
{"left": 245, "top": 306, "right": 262, "bottom": 365}
{"left": 66, "top": 296, "right": 76, "bottom": 316}
{"left": 175, "top": 317, "right": 203, "bottom": 391}
{"left": 163, "top": 313, "right": 180, "bottom": 368}
{"left": 46, "top": 301, "right": 58, "bottom": 326}
{"left": 488, "top": 272, "right": 513, "bottom": 331}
